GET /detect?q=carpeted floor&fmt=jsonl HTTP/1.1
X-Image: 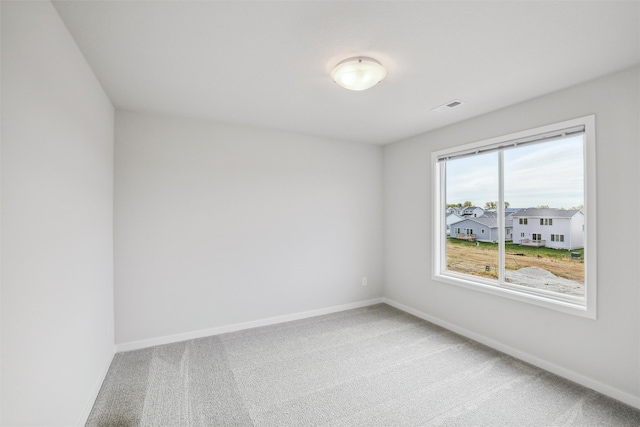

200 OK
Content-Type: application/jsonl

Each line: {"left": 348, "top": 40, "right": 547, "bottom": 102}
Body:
{"left": 87, "top": 304, "right": 640, "bottom": 426}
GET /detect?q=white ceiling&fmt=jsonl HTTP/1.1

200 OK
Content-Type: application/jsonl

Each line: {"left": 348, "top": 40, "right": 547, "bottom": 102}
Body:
{"left": 52, "top": 1, "right": 639, "bottom": 145}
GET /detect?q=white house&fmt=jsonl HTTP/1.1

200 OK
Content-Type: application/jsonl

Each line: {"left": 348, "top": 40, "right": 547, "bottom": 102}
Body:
{"left": 446, "top": 206, "right": 484, "bottom": 217}
{"left": 511, "top": 208, "right": 584, "bottom": 250}
{"left": 445, "top": 213, "right": 464, "bottom": 236}
{"left": 460, "top": 206, "right": 484, "bottom": 218}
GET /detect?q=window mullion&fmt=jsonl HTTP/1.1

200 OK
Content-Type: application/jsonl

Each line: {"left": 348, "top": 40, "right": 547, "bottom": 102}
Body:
{"left": 498, "top": 150, "right": 505, "bottom": 284}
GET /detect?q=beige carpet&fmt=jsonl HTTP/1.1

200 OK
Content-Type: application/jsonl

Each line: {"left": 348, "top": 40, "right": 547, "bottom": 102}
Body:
{"left": 87, "top": 304, "right": 640, "bottom": 426}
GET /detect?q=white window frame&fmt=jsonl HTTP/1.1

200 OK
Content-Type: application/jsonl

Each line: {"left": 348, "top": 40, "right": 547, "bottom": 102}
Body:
{"left": 432, "top": 115, "right": 596, "bottom": 319}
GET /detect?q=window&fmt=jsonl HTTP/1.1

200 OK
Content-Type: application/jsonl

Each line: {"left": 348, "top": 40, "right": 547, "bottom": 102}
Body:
{"left": 432, "top": 116, "right": 596, "bottom": 318}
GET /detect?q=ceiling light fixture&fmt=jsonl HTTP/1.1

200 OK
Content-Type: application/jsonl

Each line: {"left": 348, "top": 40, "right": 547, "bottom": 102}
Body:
{"left": 331, "top": 57, "right": 386, "bottom": 91}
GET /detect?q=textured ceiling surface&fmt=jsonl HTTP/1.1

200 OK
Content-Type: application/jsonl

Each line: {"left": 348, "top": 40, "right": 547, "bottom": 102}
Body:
{"left": 52, "top": 1, "right": 639, "bottom": 144}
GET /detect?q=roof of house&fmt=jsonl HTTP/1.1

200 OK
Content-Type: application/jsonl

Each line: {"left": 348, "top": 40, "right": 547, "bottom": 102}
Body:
{"left": 511, "top": 208, "right": 582, "bottom": 218}
{"left": 484, "top": 210, "right": 516, "bottom": 217}
{"left": 451, "top": 215, "right": 513, "bottom": 228}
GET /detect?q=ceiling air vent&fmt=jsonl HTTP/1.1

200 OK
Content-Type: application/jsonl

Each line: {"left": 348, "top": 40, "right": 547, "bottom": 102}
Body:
{"left": 431, "top": 99, "right": 466, "bottom": 113}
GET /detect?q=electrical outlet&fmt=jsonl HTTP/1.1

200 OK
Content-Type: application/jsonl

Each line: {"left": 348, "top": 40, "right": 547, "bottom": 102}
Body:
{"left": 362, "top": 277, "right": 368, "bottom": 286}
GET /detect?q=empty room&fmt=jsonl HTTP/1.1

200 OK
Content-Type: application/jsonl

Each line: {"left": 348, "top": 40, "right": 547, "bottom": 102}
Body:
{"left": 1, "top": 1, "right": 639, "bottom": 426}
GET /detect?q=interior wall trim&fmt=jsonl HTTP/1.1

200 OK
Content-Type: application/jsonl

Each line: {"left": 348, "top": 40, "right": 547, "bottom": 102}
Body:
{"left": 77, "top": 349, "right": 115, "bottom": 426}
{"left": 115, "top": 298, "right": 385, "bottom": 353}
{"left": 382, "top": 297, "right": 640, "bottom": 410}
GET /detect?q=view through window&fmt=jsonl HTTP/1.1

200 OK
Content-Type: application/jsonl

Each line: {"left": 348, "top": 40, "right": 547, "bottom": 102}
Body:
{"left": 435, "top": 119, "right": 593, "bottom": 311}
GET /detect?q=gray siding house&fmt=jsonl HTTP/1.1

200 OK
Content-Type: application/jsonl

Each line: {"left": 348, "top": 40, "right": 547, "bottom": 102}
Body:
{"left": 450, "top": 215, "right": 513, "bottom": 243}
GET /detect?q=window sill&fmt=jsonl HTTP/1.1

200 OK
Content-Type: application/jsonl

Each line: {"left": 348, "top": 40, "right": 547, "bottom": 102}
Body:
{"left": 433, "top": 271, "right": 595, "bottom": 319}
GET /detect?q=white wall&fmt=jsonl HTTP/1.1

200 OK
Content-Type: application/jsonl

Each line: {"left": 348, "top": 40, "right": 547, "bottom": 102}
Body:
{"left": 383, "top": 66, "right": 640, "bottom": 404}
{"left": 114, "top": 111, "right": 382, "bottom": 346}
{"left": 1, "top": 2, "right": 115, "bottom": 425}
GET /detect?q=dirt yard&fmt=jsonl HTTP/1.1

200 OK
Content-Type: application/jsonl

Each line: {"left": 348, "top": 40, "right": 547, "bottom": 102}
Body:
{"left": 446, "top": 239, "right": 584, "bottom": 284}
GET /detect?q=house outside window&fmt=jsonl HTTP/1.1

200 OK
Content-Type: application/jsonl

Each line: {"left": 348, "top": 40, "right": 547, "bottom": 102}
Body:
{"left": 513, "top": 209, "right": 583, "bottom": 250}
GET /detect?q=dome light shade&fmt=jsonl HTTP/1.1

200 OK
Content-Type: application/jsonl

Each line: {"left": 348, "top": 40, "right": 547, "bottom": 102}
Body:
{"left": 331, "top": 57, "right": 386, "bottom": 91}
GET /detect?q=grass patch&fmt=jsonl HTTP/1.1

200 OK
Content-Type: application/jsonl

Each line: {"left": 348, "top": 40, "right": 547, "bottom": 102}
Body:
{"left": 447, "top": 238, "right": 584, "bottom": 260}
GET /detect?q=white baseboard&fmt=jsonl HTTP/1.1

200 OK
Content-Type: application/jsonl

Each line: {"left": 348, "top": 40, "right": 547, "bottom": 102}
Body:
{"left": 77, "top": 348, "right": 115, "bottom": 426}
{"left": 115, "top": 298, "right": 385, "bottom": 353}
{"left": 382, "top": 297, "right": 640, "bottom": 410}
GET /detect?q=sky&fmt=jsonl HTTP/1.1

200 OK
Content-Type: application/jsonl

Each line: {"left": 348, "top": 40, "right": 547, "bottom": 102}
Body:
{"left": 445, "top": 134, "right": 584, "bottom": 209}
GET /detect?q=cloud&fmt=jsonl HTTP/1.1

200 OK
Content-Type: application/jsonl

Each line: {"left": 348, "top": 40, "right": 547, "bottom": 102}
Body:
{"left": 446, "top": 135, "right": 584, "bottom": 208}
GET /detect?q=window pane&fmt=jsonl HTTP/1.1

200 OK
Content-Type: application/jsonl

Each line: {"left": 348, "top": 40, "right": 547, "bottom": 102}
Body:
{"left": 503, "top": 135, "right": 585, "bottom": 296}
{"left": 445, "top": 152, "right": 499, "bottom": 281}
